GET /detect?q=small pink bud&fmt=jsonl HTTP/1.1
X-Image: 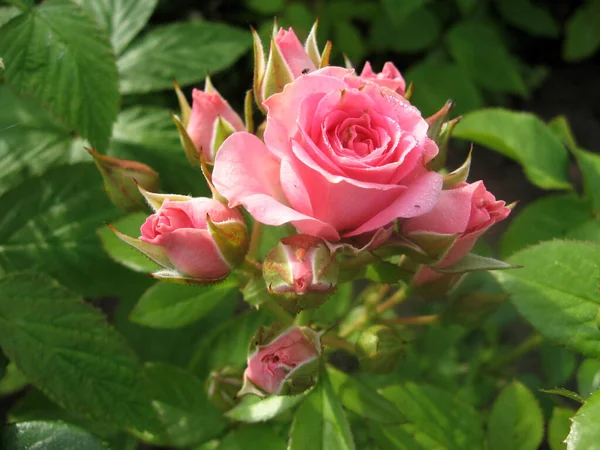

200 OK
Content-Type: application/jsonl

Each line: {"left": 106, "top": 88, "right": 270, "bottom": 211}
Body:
{"left": 403, "top": 181, "right": 511, "bottom": 285}
{"left": 359, "top": 61, "right": 406, "bottom": 96}
{"left": 88, "top": 148, "right": 159, "bottom": 212}
{"left": 112, "top": 192, "right": 249, "bottom": 283}
{"left": 263, "top": 235, "right": 339, "bottom": 313}
{"left": 186, "top": 77, "right": 245, "bottom": 162}
{"left": 239, "top": 325, "right": 321, "bottom": 397}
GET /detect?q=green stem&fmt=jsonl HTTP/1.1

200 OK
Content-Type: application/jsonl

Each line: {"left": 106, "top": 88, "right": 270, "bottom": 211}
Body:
{"left": 339, "top": 252, "right": 379, "bottom": 271}
{"left": 376, "top": 285, "right": 409, "bottom": 314}
{"left": 262, "top": 298, "right": 294, "bottom": 325}
{"left": 322, "top": 336, "right": 355, "bottom": 354}
{"left": 485, "top": 333, "right": 543, "bottom": 372}
{"left": 382, "top": 314, "right": 439, "bottom": 326}
{"left": 295, "top": 310, "right": 313, "bottom": 326}
{"left": 247, "top": 222, "right": 264, "bottom": 260}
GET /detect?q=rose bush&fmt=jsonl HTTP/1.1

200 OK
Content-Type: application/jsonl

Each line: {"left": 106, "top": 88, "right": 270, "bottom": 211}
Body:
{"left": 213, "top": 67, "right": 443, "bottom": 242}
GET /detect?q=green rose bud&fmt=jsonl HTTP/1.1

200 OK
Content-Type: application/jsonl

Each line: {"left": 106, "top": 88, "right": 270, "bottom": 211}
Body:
{"left": 356, "top": 325, "right": 406, "bottom": 374}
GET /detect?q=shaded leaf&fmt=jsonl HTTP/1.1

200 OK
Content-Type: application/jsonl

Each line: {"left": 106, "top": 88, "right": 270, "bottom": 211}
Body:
{"left": 577, "top": 359, "right": 600, "bottom": 398}
{"left": 548, "top": 407, "right": 574, "bottom": 450}
{"left": 563, "top": 0, "right": 600, "bottom": 61}
{"left": 0, "top": 273, "right": 159, "bottom": 433}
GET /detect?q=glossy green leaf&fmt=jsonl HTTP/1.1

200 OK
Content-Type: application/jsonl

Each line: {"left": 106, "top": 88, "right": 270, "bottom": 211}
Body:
{"left": 487, "top": 381, "right": 543, "bottom": 450}
{"left": 566, "top": 388, "right": 600, "bottom": 449}
{"left": 0, "top": 421, "right": 107, "bottom": 450}
{"left": 453, "top": 108, "right": 571, "bottom": 190}
{"left": 500, "top": 194, "right": 599, "bottom": 258}
{"left": 448, "top": 21, "right": 526, "bottom": 95}
{"left": 495, "top": 240, "right": 600, "bottom": 358}
{"left": 540, "top": 387, "right": 585, "bottom": 404}
{"left": 142, "top": 362, "right": 226, "bottom": 447}
{"left": 220, "top": 424, "right": 287, "bottom": 450}
{"left": 563, "top": 0, "right": 600, "bottom": 61}
{"left": 572, "top": 148, "right": 600, "bottom": 214}
{"left": 0, "top": 82, "right": 88, "bottom": 195}
{"left": 577, "top": 359, "right": 600, "bottom": 398}
{"left": 98, "top": 212, "right": 159, "bottom": 273}
{"left": 118, "top": 21, "right": 250, "bottom": 94}
{"left": 548, "top": 407, "right": 574, "bottom": 450}
{"left": 0, "top": 164, "right": 138, "bottom": 297}
{"left": 327, "top": 366, "right": 405, "bottom": 424}
{"left": 0, "top": 273, "right": 159, "bottom": 433}
{"left": 380, "top": 383, "right": 484, "bottom": 450}
{"left": 108, "top": 107, "right": 206, "bottom": 195}
{"left": 76, "top": 0, "right": 158, "bottom": 55}
{"left": 405, "top": 59, "right": 483, "bottom": 117}
{"left": 226, "top": 390, "right": 310, "bottom": 423}
{"left": 289, "top": 370, "right": 356, "bottom": 450}
{"left": 131, "top": 281, "right": 237, "bottom": 328}
{"left": 494, "top": 0, "right": 559, "bottom": 37}
{"left": 0, "top": 0, "right": 119, "bottom": 151}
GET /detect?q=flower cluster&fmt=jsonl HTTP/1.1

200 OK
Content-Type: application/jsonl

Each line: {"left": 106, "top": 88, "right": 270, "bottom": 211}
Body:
{"left": 107, "top": 21, "right": 511, "bottom": 399}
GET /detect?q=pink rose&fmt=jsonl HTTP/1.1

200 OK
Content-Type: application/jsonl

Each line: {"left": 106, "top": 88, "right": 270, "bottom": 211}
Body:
{"left": 186, "top": 86, "right": 245, "bottom": 162}
{"left": 359, "top": 61, "right": 406, "bottom": 96}
{"left": 244, "top": 327, "right": 320, "bottom": 395}
{"left": 140, "top": 198, "right": 247, "bottom": 280}
{"left": 274, "top": 28, "right": 317, "bottom": 79}
{"left": 403, "top": 181, "right": 511, "bottom": 284}
{"left": 213, "top": 67, "right": 443, "bottom": 242}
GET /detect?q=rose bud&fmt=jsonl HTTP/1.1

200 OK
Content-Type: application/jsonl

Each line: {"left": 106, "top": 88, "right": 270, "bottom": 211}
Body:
{"left": 185, "top": 76, "right": 245, "bottom": 162}
{"left": 88, "top": 148, "right": 159, "bottom": 212}
{"left": 206, "top": 365, "right": 244, "bottom": 411}
{"left": 253, "top": 22, "right": 324, "bottom": 108}
{"left": 263, "top": 235, "right": 339, "bottom": 313}
{"left": 402, "top": 181, "right": 511, "bottom": 285}
{"left": 238, "top": 325, "right": 321, "bottom": 397}
{"left": 356, "top": 325, "right": 406, "bottom": 374}
{"left": 359, "top": 61, "right": 406, "bottom": 96}
{"left": 110, "top": 190, "right": 249, "bottom": 283}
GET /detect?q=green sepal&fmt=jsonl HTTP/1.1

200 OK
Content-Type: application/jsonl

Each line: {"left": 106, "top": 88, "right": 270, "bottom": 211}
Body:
{"left": 244, "top": 89, "right": 254, "bottom": 134}
{"left": 171, "top": 111, "right": 202, "bottom": 168}
{"left": 206, "top": 213, "right": 249, "bottom": 268}
{"left": 137, "top": 185, "right": 191, "bottom": 212}
{"left": 206, "top": 365, "right": 244, "bottom": 411}
{"left": 107, "top": 223, "right": 173, "bottom": 270}
{"left": 443, "top": 145, "right": 472, "bottom": 189}
{"left": 320, "top": 41, "right": 332, "bottom": 68}
{"left": 150, "top": 268, "right": 228, "bottom": 285}
{"left": 305, "top": 20, "right": 321, "bottom": 68}
{"left": 434, "top": 253, "right": 521, "bottom": 274}
{"left": 426, "top": 100, "right": 454, "bottom": 142}
{"left": 251, "top": 26, "right": 267, "bottom": 111}
{"left": 212, "top": 116, "right": 238, "bottom": 159}
{"left": 173, "top": 79, "right": 191, "bottom": 127}
{"left": 262, "top": 37, "right": 294, "bottom": 101}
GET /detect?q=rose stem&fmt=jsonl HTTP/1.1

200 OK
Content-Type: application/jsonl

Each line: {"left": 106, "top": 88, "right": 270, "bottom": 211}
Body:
{"left": 262, "top": 298, "right": 294, "bottom": 325}
{"left": 321, "top": 336, "right": 356, "bottom": 354}
{"left": 381, "top": 314, "right": 439, "bottom": 326}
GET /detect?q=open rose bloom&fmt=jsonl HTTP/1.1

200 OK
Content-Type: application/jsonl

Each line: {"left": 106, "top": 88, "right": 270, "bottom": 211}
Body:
{"left": 110, "top": 21, "right": 515, "bottom": 402}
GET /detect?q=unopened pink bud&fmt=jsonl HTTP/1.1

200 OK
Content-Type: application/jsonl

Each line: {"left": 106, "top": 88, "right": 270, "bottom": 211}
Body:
{"left": 263, "top": 235, "right": 339, "bottom": 313}
{"left": 186, "top": 79, "right": 245, "bottom": 162}
{"left": 359, "top": 61, "right": 406, "bottom": 96}
{"left": 239, "top": 325, "right": 321, "bottom": 397}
